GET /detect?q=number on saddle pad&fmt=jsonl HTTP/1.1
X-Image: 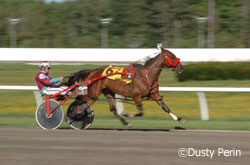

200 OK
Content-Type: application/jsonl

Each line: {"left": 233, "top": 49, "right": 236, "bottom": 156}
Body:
{"left": 102, "top": 65, "right": 132, "bottom": 84}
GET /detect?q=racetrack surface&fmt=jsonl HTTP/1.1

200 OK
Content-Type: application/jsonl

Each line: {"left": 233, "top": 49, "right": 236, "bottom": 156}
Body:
{"left": 0, "top": 128, "right": 249, "bottom": 165}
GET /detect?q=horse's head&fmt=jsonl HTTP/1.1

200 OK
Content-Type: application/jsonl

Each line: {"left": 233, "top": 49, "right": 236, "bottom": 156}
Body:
{"left": 160, "top": 48, "right": 184, "bottom": 74}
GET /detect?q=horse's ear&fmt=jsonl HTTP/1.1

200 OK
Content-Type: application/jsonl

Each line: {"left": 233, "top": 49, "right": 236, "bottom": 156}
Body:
{"left": 157, "top": 43, "right": 166, "bottom": 54}
{"left": 157, "top": 43, "right": 163, "bottom": 50}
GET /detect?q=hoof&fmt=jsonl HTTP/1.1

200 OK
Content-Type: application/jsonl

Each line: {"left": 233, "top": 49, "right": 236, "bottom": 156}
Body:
{"left": 178, "top": 118, "right": 185, "bottom": 123}
{"left": 126, "top": 123, "right": 133, "bottom": 128}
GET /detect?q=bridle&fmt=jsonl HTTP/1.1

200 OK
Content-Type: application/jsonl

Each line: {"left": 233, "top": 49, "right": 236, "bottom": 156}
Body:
{"left": 127, "top": 52, "right": 181, "bottom": 92}
{"left": 166, "top": 56, "right": 180, "bottom": 68}
{"left": 142, "top": 53, "right": 180, "bottom": 90}
{"left": 161, "top": 52, "right": 180, "bottom": 68}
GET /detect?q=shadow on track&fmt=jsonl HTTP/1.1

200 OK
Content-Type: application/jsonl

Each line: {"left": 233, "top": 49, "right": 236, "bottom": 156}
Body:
{"left": 59, "top": 126, "right": 186, "bottom": 131}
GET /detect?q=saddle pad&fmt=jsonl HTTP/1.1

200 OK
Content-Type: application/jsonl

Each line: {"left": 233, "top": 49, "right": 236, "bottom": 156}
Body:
{"left": 102, "top": 65, "right": 131, "bottom": 84}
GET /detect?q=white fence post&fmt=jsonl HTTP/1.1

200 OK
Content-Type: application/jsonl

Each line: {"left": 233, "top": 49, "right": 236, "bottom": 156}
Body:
{"left": 197, "top": 92, "right": 209, "bottom": 120}
{"left": 33, "top": 91, "right": 43, "bottom": 106}
{"left": 115, "top": 94, "right": 124, "bottom": 115}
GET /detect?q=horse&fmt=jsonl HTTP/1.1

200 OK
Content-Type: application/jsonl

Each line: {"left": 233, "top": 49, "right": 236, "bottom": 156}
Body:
{"left": 65, "top": 46, "right": 184, "bottom": 127}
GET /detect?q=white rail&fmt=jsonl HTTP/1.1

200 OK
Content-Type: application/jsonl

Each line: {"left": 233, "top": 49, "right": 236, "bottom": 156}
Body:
{"left": 1, "top": 48, "right": 250, "bottom": 63}
{"left": 159, "top": 87, "right": 250, "bottom": 92}
{"left": 1, "top": 85, "right": 250, "bottom": 120}
{"left": 0, "top": 85, "right": 38, "bottom": 90}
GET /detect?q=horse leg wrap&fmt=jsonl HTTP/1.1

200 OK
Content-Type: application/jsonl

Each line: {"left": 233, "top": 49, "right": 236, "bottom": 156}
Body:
{"left": 161, "top": 103, "right": 171, "bottom": 113}
{"left": 135, "top": 104, "right": 144, "bottom": 117}
{"left": 161, "top": 103, "right": 179, "bottom": 121}
{"left": 169, "top": 112, "right": 178, "bottom": 121}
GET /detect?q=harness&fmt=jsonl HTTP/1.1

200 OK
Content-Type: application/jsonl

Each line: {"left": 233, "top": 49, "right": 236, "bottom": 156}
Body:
{"left": 142, "top": 68, "right": 159, "bottom": 90}
{"left": 123, "top": 65, "right": 134, "bottom": 79}
{"left": 124, "top": 54, "right": 181, "bottom": 95}
{"left": 143, "top": 53, "right": 180, "bottom": 89}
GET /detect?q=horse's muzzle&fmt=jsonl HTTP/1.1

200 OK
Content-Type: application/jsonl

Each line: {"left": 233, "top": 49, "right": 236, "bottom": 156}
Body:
{"left": 175, "top": 63, "right": 184, "bottom": 74}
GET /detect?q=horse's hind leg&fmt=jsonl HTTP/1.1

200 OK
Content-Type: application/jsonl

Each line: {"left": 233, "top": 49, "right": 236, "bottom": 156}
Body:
{"left": 102, "top": 89, "right": 132, "bottom": 127}
{"left": 151, "top": 93, "right": 184, "bottom": 122}
{"left": 122, "top": 96, "right": 144, "bottom": 118}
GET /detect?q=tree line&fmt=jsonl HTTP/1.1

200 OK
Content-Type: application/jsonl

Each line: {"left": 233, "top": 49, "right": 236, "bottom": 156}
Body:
{"left": 0, "top": 0, "right": 249, "bottom": 48}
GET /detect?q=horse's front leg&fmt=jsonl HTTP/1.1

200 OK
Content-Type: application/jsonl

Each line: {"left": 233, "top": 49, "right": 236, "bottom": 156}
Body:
{"left": 151, "top": 93, "right": 184, "bottom": 122}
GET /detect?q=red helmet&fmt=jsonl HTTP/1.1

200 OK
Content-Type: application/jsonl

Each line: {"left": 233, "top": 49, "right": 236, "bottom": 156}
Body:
{"left": 39, "top": 61, "right": 52, "bottom": 70}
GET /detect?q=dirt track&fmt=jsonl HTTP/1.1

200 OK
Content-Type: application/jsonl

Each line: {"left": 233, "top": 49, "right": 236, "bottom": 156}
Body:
{"left": 0, "top": 128, "right": 249, "bottom": 165}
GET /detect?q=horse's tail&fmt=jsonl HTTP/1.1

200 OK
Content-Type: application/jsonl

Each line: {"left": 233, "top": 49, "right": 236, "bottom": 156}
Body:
{"left": 64, "top": 69, "right": 92, "bottom": 86}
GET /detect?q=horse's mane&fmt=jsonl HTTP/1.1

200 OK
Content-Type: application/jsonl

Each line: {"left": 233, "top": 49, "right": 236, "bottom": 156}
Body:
{"left": 129, "top": 54, "right": 160, "bottom": 71}
{"left": 131, "top": 63, "right": 144, "bottom": 69}
{"left": 144, "top": 54, "right": 161, "bottom": 66}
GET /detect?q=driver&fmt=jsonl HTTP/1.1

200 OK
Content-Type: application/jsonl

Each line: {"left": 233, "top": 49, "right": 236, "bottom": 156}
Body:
{"left": 35, "top": 61, "right": 67, "bottom": 95}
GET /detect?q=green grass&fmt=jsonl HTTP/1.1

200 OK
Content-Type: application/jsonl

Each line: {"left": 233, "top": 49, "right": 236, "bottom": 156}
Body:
{"left": 92, "top": 119, "right": 250, "bottom": 131}
{"left": 0, "top": 64, "right": 250, "bottom": 130}
{"left": 0, "top": 116, "right": 249, "bottom": 131}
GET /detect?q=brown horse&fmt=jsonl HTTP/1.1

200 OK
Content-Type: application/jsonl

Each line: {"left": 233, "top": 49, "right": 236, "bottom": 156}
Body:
{"left": 66, "top": 47, "right": 184, "bottom": 127}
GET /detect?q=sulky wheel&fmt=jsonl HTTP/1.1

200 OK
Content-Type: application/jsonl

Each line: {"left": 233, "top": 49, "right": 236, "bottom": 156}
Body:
{"left": 66, "top": 101, "right": 94, "bottom": 130}
{"left": 35, "top": 99, "right": 64, "bottom": 130}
